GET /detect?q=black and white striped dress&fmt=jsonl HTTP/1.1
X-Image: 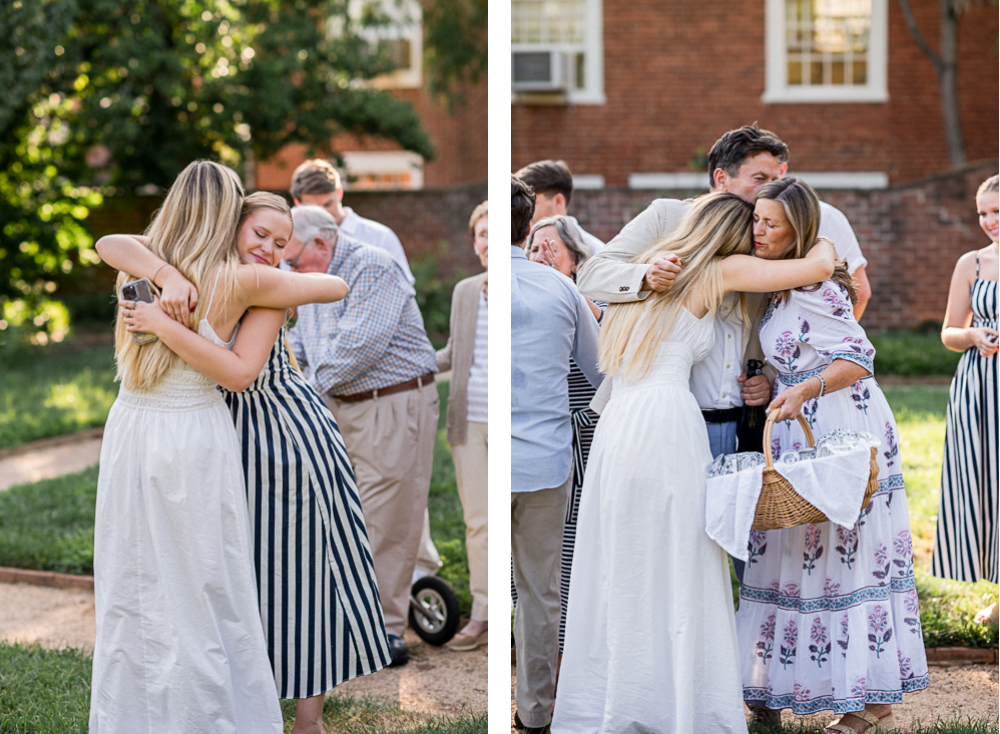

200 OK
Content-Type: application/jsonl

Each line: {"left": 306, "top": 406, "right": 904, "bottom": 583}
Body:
{"left": 932, "top": 257, "right": 998, "bottom": 584}
{"left": 224, "top": 324, "right": 392, "bottom": 699}
{"left": 559, "top": 358, "right": 600, "bottom": 650}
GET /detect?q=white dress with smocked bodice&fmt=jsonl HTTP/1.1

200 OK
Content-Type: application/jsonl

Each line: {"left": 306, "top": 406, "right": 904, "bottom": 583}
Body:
{"left": 90, "top": 317, "right": 283, "bottom": 733}
{"left": 552, "top": 309, "right": 749, "bottom": 734}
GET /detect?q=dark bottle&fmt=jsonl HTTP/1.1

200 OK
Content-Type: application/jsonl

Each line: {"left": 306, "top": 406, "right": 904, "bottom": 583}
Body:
{"left": 736, "top": 359, "right": 767, "bottom": 453}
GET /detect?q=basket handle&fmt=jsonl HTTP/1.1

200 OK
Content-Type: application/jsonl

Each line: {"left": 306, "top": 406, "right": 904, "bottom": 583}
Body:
{"left": 763, "top": 410, "right": 816, "bottom": 470}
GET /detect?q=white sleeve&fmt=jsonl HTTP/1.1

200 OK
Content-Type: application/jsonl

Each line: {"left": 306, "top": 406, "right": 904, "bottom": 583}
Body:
{"left": 818, "top": 201, "right": 867, "bottom": 273}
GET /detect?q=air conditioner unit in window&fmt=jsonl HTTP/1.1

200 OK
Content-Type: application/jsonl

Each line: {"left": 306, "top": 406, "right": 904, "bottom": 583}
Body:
{"left": 511, "top": 50, "right": 569, "bottom": 91}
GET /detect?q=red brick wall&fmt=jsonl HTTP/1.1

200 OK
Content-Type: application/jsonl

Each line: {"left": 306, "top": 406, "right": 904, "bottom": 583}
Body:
{"left": 256, "top": 76, "right": 487, "bottom": 190}
{"left": 512, "top": 0, "right": 998, "bottom": 186}
{"left": 568, "top": 160, "right": 996, "bottom": 332}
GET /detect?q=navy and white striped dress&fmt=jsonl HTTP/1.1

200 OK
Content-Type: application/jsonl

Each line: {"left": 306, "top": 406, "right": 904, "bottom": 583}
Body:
{"left": 932, "top": 257, "right": 998, "bottom": 584}
{"left": 224, "top": 324, "right": 392, "bottom": 699}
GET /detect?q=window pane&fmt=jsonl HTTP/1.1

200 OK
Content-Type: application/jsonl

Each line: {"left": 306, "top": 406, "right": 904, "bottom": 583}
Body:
{"left": 512, "top": 0, "right": 586, "bottom": 44}
{"left": 786, "top": 0, "right": 870, "bottom": 87}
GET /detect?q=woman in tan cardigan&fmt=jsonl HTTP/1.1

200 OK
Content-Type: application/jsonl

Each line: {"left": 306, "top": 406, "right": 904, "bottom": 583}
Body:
{"left": 437, "top": 201, "right": 489, "bottom": 651}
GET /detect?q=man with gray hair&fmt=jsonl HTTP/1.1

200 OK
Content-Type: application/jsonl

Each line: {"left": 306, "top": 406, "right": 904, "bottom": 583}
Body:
{"left": 284, "top": 204, "right": 439, "bottom": 667}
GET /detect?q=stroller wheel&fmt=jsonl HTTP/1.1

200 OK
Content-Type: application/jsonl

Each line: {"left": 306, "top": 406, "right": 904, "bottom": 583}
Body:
{"left": 408, "top": 575, "right": 460, "bottom": 645}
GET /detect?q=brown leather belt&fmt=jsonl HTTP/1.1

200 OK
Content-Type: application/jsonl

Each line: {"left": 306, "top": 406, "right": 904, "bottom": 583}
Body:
{"left": 331, "top": 372, "right": 436, "bottom": 403}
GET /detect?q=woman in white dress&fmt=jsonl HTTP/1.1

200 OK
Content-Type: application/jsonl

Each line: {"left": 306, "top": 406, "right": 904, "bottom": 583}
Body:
{"left": 552, "top": 192, "right": 838, "bottom": 734}
{"left": 737, "top": 178, "right": 928, "bottom": 734}
{"left": 91, "top": 161, "right": 349, "bottom": 733}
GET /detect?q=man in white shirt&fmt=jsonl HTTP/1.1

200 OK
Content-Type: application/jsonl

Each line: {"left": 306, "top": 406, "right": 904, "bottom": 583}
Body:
{"left": 290, "top": 159, "right": 415, "bottom": 285}
{"left": 515, "top": 159, "right": 605, "bottom": 255}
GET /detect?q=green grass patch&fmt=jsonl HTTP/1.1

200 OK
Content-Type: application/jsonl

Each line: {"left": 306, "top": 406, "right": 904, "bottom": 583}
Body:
{"left": 0, "top": 643, "right": 487, "bottom": 734}
{"left": 0, "top": 466, "right": 98, "bottom": 575}
{"left": 0, "top": 342, "right": 118, "bottom": 451}
{"left": 0, "top": 643, "right": 93, "bottom": 733}
{"left": 870, "top": 331, "right": 962, "bottom": 377}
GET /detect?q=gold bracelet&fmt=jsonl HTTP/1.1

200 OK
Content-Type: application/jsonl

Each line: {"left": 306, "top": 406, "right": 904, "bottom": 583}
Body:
{"left": 151, "top": 263, "right": 170, "bottom": 286}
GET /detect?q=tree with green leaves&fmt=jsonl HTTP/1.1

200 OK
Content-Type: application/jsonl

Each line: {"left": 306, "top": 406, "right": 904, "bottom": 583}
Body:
{"left": 1, "top": 0, "right": 444, "bottom": 343}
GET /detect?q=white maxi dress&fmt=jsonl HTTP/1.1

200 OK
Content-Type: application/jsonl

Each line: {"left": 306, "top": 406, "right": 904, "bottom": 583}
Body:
{"left": 552, "top": 309, "right": 749, "bottom": 734}
{"left": 90, "top": 317, "right": 283, "bottom": 734}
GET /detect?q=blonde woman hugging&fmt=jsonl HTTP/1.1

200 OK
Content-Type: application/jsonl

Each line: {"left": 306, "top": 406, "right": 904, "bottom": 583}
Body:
{"left": 551, "top": 192, "right": 837, "bottom": 734}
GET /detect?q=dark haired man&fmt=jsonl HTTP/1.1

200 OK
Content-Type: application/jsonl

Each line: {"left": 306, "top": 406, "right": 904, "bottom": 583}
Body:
{"left": 515, "top": 159, "right": 605, "bottom": 254}
{"left": 510, "top": 175, "right": 602, "bottom": 734}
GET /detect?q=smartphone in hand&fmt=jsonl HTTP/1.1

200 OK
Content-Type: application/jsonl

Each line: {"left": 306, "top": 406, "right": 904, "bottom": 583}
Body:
{"left": 119, "top": 278, "right": 158, "bottom": 345}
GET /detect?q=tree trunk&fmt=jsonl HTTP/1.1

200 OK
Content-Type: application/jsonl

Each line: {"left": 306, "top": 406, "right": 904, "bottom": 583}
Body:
{"left": 938, "top": 0, "right": 967, "bottom": 167}
{"left": 896, "top": 0, "right": 968, "bottom": 168}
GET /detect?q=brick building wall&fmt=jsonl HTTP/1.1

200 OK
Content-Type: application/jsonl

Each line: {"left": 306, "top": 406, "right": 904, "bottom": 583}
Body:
{"left": 568, "top": 160, "right": 995, "bottom": 332}
{"left": 256, "top": 76, "right": 487, "bottom": 190}
{"left": 512, "top": 0, "right": 997, "bottom": 186}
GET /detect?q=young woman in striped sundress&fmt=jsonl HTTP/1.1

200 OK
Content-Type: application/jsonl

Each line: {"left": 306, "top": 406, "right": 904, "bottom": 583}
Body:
{"left": 105, "top": 192, "right": 391, "bottom": 734}
{"left": 932, "top": 174, "right": 999, "bottom": 625}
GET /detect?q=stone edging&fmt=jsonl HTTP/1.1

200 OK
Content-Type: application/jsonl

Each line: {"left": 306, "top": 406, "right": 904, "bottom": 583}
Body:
{"left": 0, "top": 566, "right": 94, "bottom": 590}
{"left": 0, "top": 427, "right": 104, "bottom": 462}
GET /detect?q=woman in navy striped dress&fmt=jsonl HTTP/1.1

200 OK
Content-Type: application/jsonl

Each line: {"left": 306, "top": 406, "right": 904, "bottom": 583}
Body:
{"left": 932, "top": 174, "right": 999, "bottom": 625}
{"left": 105, "top": 192, "right": 390, "bottom": 734}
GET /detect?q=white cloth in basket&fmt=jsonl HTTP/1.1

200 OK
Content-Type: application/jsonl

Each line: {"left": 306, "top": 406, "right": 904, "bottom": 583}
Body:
{"left": 706, "top": 446, "right": 874, "bottom": 561}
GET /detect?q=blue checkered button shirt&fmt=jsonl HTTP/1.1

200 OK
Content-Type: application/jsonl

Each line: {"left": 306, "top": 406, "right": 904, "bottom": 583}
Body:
{"left": 288, "top": 234, "right": 438, "bottom": 396}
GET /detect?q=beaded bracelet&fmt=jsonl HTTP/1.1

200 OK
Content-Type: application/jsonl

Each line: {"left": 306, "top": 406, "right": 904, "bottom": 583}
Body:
{"left": 817, "top": 374, "right": 827, "bottom": 397}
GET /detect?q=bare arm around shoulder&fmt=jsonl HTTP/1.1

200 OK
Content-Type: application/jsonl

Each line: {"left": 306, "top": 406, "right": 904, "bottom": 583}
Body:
{"left": 576, "top": 199, "right": 687, "bottom": 303}
{"left": 721, "top": 239, "right": 836, "bottom": 295}
{"left": 231, "top": 265, "right": 350, "bottom": 311}
{"left": 123, "top": 300, "right": 286, "bottom": 392}
{"left": 941, "top": 251, "right": 998, "bottom": 357}
{"left": 96, "top": 234, "right": 199, "bottom": 326}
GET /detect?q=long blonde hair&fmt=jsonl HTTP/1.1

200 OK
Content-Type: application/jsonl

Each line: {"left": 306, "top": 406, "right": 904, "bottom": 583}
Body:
{"left": 114, "top": 160, "right": 245, "bottom": 390}
{"left": 598, "top": 193, "right": 754, "bottom": 380}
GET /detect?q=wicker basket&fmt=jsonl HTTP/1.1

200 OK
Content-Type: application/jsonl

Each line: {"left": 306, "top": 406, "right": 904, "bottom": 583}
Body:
{"left": 751, "top": 411, "right": 879, "bottom": 531}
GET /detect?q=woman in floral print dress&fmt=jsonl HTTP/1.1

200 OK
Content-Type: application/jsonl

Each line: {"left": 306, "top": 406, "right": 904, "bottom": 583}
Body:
{"left": 736, "top": 179, "right": 928, "bottom": 734}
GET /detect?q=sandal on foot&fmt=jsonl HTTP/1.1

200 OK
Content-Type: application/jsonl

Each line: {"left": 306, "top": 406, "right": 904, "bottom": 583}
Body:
{"left": 824, "top": 710, "right": 896, "bottom": 734}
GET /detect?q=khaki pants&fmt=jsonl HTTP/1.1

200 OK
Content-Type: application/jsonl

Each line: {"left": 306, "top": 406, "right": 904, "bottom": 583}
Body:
{"left": 326, "top": 383, "right": 439, "bottom": 636}
{"left": 511, "top": 474, "right": 571, "bottom": 729}
{"left": 452, "top": 421, "right": 488, "bottom": 622}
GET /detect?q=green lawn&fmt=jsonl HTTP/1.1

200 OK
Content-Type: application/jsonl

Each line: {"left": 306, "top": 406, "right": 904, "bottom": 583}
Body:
{"left": 0, "top": 343, "right": 118, "bottom": 451}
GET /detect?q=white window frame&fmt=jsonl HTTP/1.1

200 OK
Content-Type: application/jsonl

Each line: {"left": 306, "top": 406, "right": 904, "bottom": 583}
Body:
{"left": 763, "top": 0, "right": 887, "bottom": 104}
{"left": 511, "top": 0, "right": 605, "bottom": 105}
{"left": 342, "top": 0, "right": 422, "bottom": 90}
{"left": 340, "top": 151, "right": 424, "bottom": 190}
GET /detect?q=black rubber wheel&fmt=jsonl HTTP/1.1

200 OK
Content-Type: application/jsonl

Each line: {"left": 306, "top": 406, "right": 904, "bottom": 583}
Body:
{"left": 408, "top": 575, "right": 460, "bottom": 645}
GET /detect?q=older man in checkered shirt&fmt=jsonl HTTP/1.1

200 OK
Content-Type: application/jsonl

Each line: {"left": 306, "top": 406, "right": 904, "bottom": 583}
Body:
{"left": 285, "top": 204, "right": 439, "bottom": 667}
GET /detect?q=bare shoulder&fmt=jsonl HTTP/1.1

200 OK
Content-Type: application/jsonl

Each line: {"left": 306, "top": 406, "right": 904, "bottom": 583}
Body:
{"left": 952, "top": 250, "right": 979, "bottom": 278}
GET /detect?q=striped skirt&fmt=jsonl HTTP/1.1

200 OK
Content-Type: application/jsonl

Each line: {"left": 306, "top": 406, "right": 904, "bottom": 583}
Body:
{"left": 225, "top": 331, "right": 391, "bottom": 699}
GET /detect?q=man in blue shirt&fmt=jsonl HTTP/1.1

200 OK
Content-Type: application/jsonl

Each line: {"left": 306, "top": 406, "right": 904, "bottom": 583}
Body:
{"left": 511, "top": 176, "right": 602, "bottom": 733}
